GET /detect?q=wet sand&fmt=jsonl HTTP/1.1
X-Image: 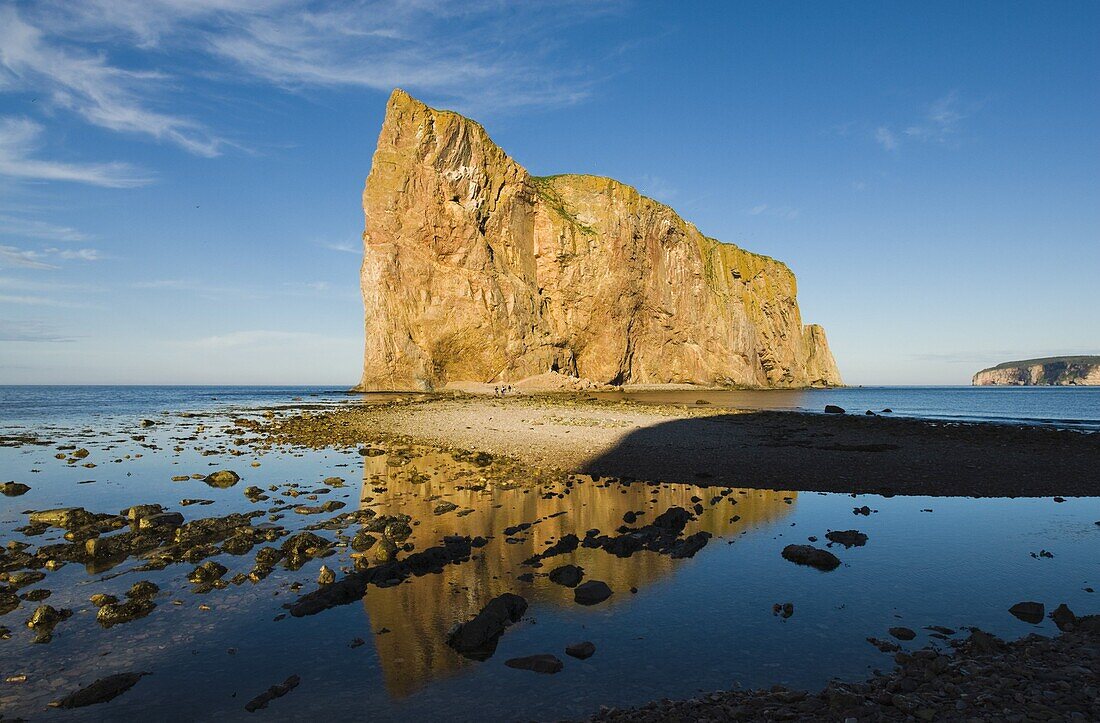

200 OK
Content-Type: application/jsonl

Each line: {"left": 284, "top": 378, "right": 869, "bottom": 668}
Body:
{"left": 268, "top": 394, "right": 1100, "bottom": 497}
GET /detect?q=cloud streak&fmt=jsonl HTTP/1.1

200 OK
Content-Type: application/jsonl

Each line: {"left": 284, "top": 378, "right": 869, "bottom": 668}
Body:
{"left": 0, "top": 117, "right": 151, "bottom": 187}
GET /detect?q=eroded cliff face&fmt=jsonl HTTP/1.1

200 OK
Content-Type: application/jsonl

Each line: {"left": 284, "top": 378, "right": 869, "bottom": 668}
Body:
{"left": 358, "top": 89, "right": 842, "bottom": 391}
{"left": 973, "top": 357, "right": 1100, "bottom": 386}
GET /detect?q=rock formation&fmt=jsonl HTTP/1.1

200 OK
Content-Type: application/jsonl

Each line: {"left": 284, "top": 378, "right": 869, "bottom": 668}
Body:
{"left": 973, "top": 356, "right": 1100, "bottom": 386}
{"left": 357, "top": 89, "right": 842, "bottom": 391}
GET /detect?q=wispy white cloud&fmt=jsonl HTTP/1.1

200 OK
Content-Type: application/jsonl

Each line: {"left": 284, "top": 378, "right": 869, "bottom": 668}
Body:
{"left": 875, "top": 91, "right": 979, "bottom": 151}
{"left": 0, "top": 245, "right": 55, "bottom": 269}
{"left": 0, "top": 5, "right": 224, "bottom": 156}
{"left": 874, "top": 126, "right": 898, "bottom": 151}
{"left": 0, "top": 292, "right": 86, "bottom": 307}
{"left": 745, "top": 204, "right": 800, "bottom": 219}
{"left": 904, "top": 90, "right": 968, "bottom": 143}
{"left": 0, "top": 214, "right": 90, "bottom": 242}
{"left": 181, "top": 329, "right": 356, "bottom": 350}
{"left": 0, "top": 243, "right": 104, "bottom": 269}
{"left": 319, "top": 241, "right": 361, "bottom": 254}
{"left": 0, "top": 319, "right": 76, "bottom": 342}
{"left": 0, "top": 117, "right": 151, "bottom": 187}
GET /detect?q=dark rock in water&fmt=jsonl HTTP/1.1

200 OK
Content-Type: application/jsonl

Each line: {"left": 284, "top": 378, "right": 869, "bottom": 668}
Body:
{"left": 565, "top": 641, "right": 596, "bottom": 659}
{"left": 781, "top": 544, "right": 840, "bottom": 571}
{"left": 90, "top": 593, "right": 118, "bottom": 608}
{"left": 433, "top": 501, "right": 458, "bottom": 515}
{"left": 446, "top": 593, "right": 528, "bottom": 660}
{"left": 574, "top": 580, "right": 613, "bottom": 606}
{"left": 317, "top": 565, "right": 336, "bottom": 585}
{"left": 548, "top": 564, "right": 584, "bottom": 588}
{"left": 669, "top": 531, "right": 712, "bottom": 559}
{"left": 853, "top": 505, "right": 872, "bottom": 516}
{"left": 29, "top": 507, "right": 99, "bottom": 529}
{"left": 188, "top": 561, "right": 228, "bottom": 584}
{"left": 505, "top": 654, "right": 563, "bottom": 674}
{"left": 867, "top": 637, "right": 900, "bottom": 653}
{"left": 97, "top": 598, "right": 155, "bottom": 628}
{"left": 772, "top": 602, "right": 794, "bottom": 619}
{"left": 865, "top": 410, "right": 876, "bottom": 415}
{"left": 881, "top": 408, "right": 892, "bottom": 413}
{"left": 888, "top": 626, "right": 916, "bottom": 641}
{"left": 26, "top": 604, "right": 72, "bottom": 643}
{"left": 622, "top": 510, "right": 638, "bottom": 524}
{"left": 522, "top": 533, "right": 579, "bottom": 566}
{"left": 291, "top": 536, "right": 477, "bottom": 617}
{"left": 50, "top": 672, "right": 149, "bottom": 708}
{"left": 824, "top": 405, "right": 845, "bottom": 414}
{"left": 825, "top": 529, "right": 868, "bottom": 548}
{"left": 244, "top": 674, "right": 300, "bottom": 712}
{"left": 204, "top": 470, "right": 240, "bottom": 488}
{"left": 516, "top": 572, "right": 534, "bottom": 582}
{"left": 1051, "top": 603, "right": 1077, "bottom": 631}
{"left": 127, "top": 581, "right": 159, "bottom": 599}
{"left": 1009, "top": 601, "right": 1045, "bottom": 624}
{"left": 1, "top": 481, "right": 30, "bottom": 496}
{"left": 580, "top": 506, "right": 708, "bottom": 560}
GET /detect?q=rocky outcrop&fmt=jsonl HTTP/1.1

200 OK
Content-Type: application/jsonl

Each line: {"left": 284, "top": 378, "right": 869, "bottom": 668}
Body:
{"left": 973, "top": 356, "right": 1100, "bottom": 386}
{"left": 357, "top": 89, "right": 841, "bottom": 391}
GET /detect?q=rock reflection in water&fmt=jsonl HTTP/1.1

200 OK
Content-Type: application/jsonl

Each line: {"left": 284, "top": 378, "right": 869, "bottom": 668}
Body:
{"left": 356, "top": 451, "right": 795, "bottom": 697}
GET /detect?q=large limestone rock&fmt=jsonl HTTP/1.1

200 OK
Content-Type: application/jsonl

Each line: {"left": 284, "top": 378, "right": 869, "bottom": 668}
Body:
{"left": 973, "top": 356, "right": 1100, "bottom": 386}
{"left": 357, "top": 89, "right": 842, "bottom": 391}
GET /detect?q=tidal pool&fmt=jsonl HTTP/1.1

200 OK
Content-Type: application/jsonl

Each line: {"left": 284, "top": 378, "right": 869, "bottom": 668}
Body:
{"left": 0, "top": 404, "right": 1096, "bottom": 721}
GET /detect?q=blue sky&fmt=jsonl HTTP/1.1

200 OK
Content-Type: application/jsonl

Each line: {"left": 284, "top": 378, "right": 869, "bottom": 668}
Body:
{"left": 0, "top": 0, "right": 1096, "bottom": 385}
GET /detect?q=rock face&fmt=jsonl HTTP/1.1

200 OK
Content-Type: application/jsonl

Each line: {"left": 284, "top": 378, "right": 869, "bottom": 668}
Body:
{"left": 357, "top": 89, "right": 842, "bottom": 391}
{"left": 972, "top": 356, "right": 1100, "bottom": 386}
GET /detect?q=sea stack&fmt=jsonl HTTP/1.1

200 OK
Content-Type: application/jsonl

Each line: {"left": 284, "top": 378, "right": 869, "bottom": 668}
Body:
{"left": 356, "top": 89, "right": 842, "bottom": 391}
{"left": 973, "top": 356, "right": 1100, "bottom": 386}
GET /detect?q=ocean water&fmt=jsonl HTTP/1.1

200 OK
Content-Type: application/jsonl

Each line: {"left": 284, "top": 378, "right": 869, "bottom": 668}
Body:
{"left": 597, "top": 385, "right": 1100, "bottom": 431}
{"left": 0, "top": 386, "right": 1097, "bottom": 720}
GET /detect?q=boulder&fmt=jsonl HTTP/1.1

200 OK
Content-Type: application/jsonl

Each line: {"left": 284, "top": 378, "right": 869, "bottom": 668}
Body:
{"left": 781, "top": 544, "right": 841, "bottom": 571}
{"left": 574, "top": 580, "right": 613, "bottom": 606}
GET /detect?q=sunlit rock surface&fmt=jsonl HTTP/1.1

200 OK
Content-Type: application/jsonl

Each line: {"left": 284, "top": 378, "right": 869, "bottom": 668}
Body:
{"left": 357, "top": 89, "right": 841, "bottom": 391}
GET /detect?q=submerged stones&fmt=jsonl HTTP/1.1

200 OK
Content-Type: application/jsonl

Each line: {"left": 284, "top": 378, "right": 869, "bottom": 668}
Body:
{"left": 244, "top": 674, "right": 300, "bottom": 712}
{"left": 825, "top": 530, "right": 868, "bottom": 548}
{"left": 579, "top": 506, "right": 711, "bottom": 560}
{"left": 548, "top": 564, "right": 584, "bottom": 588}
{"left": 565, "top": 641, "right": 596, "bottom": 660}
{"left": 574, "top": 580, "right": 613, "bottom": 606}
{"left": 888, "top": 627, "right": 916, "bottom": 641}
{"left": 1, "top": 481, "right": 30, "bottom": 496}
{"left": 1009, "top": 601, "right": 1045, "bottom": 624}
{"left": 203, "top": 470, "right": 240, "bottom": 488}
{"left": 50, "top": 672, "right": 149, "bottom": 709}
{"left": 781, "top": 544, "right": 841, "bottom": 571}
{"left": 26, "top": 604, "right": 72, "bottom": 643}
{"left": 505, "top": 654, "right": 563, "bottom": 674}
{"left": 446, "top": 593, "right": 528, "bottom": 660}
{"left": 97, "top": 582, "right": 158, "bottom": 628}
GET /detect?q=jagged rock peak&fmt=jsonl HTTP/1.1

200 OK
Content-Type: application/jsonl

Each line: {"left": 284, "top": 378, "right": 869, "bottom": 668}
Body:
{"left": 357, "top": 89, "right": 841, "bottom": 391}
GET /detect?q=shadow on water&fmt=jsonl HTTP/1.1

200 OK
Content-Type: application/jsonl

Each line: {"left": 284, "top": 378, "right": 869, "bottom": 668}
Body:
{"left": 353, "top": 452, "right": 795, "bottom": 697}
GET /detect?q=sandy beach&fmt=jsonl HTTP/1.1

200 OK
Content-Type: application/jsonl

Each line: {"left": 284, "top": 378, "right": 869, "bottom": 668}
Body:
{"left": 265, "top": 393, "right": 1100, "bottom": 498}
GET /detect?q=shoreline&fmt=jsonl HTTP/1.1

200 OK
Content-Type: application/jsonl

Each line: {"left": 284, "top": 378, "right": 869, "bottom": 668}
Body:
{"left": 261, "top": 394, "right": 1100, "bottom": 498}
{"left": 583, "top": 617, "right": 1100, "bottom": 721}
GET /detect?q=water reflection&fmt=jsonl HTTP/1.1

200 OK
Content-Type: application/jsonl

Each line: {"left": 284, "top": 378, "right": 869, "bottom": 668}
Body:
{"left": 356, "top": 452, "right": 795, "bottom": 697}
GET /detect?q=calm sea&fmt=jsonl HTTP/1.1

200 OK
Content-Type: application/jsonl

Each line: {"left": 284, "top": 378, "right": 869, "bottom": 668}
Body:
{"left": 0, "top": 384, "right": 1097, "bottom": 719}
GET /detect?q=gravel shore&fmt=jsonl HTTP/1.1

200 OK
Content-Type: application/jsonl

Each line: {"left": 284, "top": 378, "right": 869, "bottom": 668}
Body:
{"left": 266, "top": 394, "right": 1100, "bottom": 497}
{"left": 585, "top": 616, "right": 1100, "bottom": 722}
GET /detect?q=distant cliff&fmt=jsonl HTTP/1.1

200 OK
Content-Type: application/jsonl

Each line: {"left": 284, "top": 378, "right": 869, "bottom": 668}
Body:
{"left": 973, "top": 356, "right": 1100, "bottom": 386}
{"left": 357, "top": 89, "right": 842, "bottom": 391}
